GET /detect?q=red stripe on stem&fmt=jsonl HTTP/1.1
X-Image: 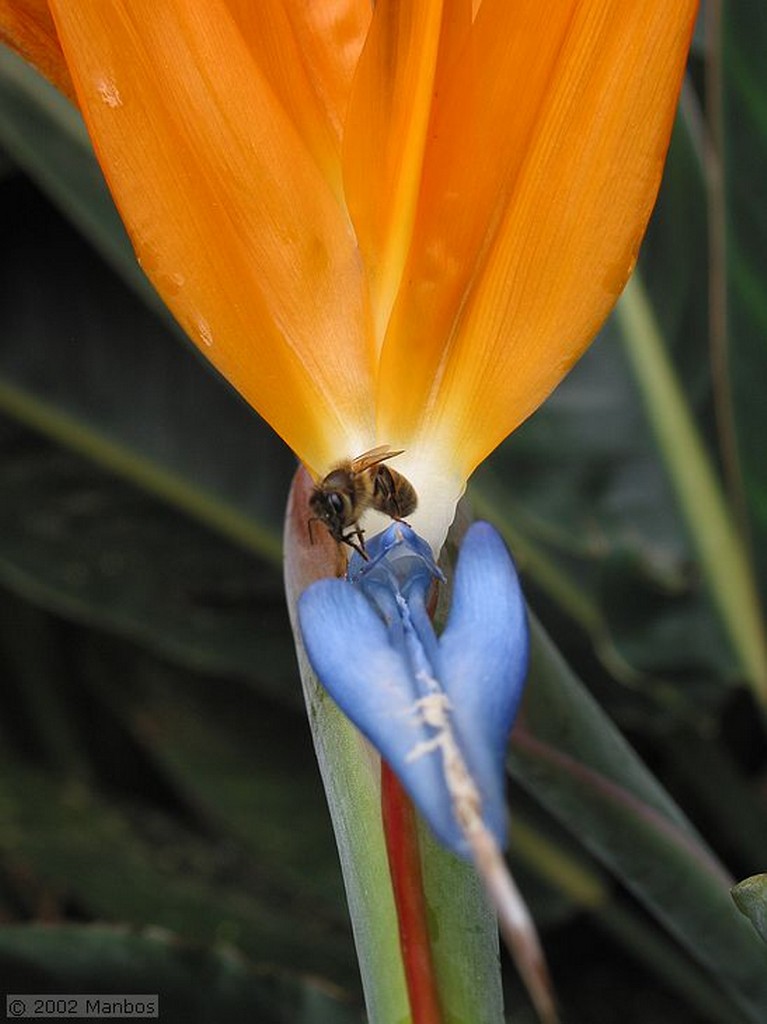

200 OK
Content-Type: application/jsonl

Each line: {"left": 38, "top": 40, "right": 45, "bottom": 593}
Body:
{"left": 381, "top": 760, "right": 444, "bottom": 1024}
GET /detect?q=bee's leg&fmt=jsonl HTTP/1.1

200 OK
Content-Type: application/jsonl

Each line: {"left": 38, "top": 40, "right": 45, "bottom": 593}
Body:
{"left": 388, "top": 499, "right": 415, "bottom": 525}
{"left": 388, "top": 506, "right": 412, "bottom": 526}
{"left": 342, "top": 526, "right": 369, "bottom": 561}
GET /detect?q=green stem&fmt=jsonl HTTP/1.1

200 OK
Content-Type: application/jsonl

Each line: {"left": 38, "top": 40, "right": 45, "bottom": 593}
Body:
{"left": 616, "top": 274, "right": 767, "bottom": 704}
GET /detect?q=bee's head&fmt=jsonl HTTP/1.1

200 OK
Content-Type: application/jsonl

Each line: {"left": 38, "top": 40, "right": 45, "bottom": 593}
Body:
{"left": 309, "top": 483, "right": 352, "bottom": 527}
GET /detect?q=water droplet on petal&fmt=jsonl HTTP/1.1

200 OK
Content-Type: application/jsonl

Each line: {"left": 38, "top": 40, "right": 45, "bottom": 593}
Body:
{"left": 197, "top": 318, "right": 214, "bottom": 348}
{"left": 96, "top": 77, "right": 122, "bottom": 108}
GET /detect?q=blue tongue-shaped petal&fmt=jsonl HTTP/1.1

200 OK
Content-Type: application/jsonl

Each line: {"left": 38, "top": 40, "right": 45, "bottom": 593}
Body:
{"left": 438, "top": 522, "right": 528, "bottom": 846}
{"left": 298, "top": 522, "right": 529, "bottom": 858}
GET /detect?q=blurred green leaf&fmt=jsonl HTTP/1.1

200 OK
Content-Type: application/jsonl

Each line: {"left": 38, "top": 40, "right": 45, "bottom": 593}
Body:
{"left": 0, "top": 924, "right": 360, "bottom": 1024}
{"left": 640, "top": 107, "right": 709, "bottom": 402}
{"left": 477, "top": 320, "right": 687, "bottom": 564}
{"left": 510, "top": 616, "right": 767, "bottom": 1023}
{"left": 115, "top": 665, "right": 344, "bottom": 906}
{"left": 0, "top": 416, "right": 295, "bottom": 680}
{"left": 0, "top": 759, "right": 354, "bottom": 985}
{"left": 731, "top": 875, "right": 767, "bottom": 945}
{"left": 723, "top": 3, "right": 767, "bottom": 606}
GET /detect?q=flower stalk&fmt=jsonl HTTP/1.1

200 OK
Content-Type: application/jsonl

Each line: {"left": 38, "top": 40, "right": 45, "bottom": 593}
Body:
{"left": 292, "top": 466, "right": 559, "bottom": 1021}
{"left": 284, "top": 474, "right": 412, "bottom": 1023}
{"left": 286, "top": 467, "right": 511, "bottom": 1023}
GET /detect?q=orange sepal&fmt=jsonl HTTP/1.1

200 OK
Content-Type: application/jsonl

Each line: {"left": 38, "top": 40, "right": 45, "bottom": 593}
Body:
{"left": 223, "top": 0, "right": 342, "bottom": 191}
{"left": 378, "top": 0, "right": 698, "bottom": 479}
{"left": 0, "top": 0, "right": 75, "bottom": 101}
{"left": 279, "top": 0, "right": 372, "bottom": 145}
{"left": 48, "top": 0, "right": 377, "bottom": 474}
{"left": 342, "top": 0, "right": 446, "bottom": 342}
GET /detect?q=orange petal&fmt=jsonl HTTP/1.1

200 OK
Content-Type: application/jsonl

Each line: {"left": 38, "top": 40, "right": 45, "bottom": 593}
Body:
{"left": 279, "top": 0, "right": 371, "bottom": 144}
{"left": 378, "top": 0, "right": 697, "bottom": 480}
{"left": 48, "top": 0, "right": 376, "bottom": 474}
{"left": 342, "top": 0, "right": 446, "bottom": 343}
{"left": 0, "top": 0, "right": 75, "bottom": 101}
{"left": 378, "top": 0, "right": 578, "bottom": 435}
{"left": 223, "top": 0, "right": 343, "bottom": 191}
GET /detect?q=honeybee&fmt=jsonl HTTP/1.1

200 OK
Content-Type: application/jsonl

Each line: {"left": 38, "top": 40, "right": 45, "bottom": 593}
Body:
{"left": 308, "top": 445, "right": 418, "bottom": 559}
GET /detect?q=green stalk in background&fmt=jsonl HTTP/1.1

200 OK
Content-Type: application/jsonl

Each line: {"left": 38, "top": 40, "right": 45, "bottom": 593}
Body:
{"left": 616, "top": 273, "right": 767, "bottom": 704}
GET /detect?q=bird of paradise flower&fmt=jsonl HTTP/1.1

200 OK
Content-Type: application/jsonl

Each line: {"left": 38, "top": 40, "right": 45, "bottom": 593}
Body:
{"left": 0, "top": 2, "right": 698, "bottom": 1022}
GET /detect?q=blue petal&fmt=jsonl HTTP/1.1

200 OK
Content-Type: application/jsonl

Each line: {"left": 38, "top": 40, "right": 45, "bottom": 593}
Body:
{"left": 298, "top": 576, "right": 462, "bottom": 851}
{"left": 349, "top": 524, "right": 443, "bottom": 603}
{"left": 438, "top": 522, "right": 529, "bottom": 845}
{"left": 297, "top": 522, "right": 528, "bottom": 858}
{"left": 351, "top": 526, "right": 445, "bottom": 678}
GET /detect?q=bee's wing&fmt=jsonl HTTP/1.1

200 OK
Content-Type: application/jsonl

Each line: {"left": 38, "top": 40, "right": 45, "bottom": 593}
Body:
{"left": 350, "top": 445, "right": 405, "bottom": 473}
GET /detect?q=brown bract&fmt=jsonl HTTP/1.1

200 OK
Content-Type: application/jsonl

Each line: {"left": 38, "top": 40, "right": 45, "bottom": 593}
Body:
{"left": 284, "top": 466, "right": 347, "bottom": 609}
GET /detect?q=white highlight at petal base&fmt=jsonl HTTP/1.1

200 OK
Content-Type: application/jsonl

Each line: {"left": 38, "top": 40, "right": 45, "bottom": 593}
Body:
{"left": 358, "top": 444, "right": 466, "bottom": 556}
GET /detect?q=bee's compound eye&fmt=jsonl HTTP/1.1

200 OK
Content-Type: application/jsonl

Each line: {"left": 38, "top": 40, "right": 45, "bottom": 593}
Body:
{"left": 328, "top": 492, "right": 345, "bottom": 514}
